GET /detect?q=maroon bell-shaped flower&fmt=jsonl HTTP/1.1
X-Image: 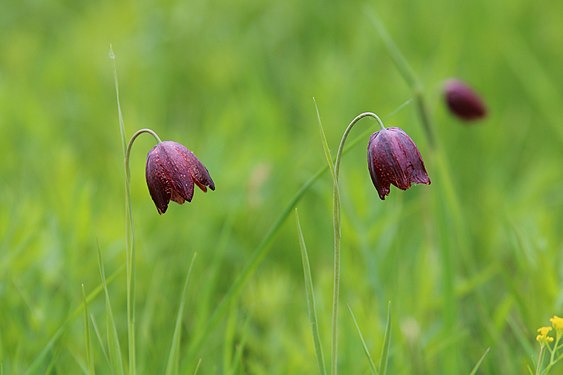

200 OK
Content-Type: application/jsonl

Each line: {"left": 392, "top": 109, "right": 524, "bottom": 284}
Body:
{"left": 444, "top": 79, "right": 487, "bottom": 121}
{"left": 146, "top": 141, "right": 215, "bottom": 214}
{"left": 367, "top": 127, "right": 430, "bottom": 200}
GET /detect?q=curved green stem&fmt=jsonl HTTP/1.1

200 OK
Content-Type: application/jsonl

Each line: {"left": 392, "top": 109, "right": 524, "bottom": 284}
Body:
{"left": 124, "top": 128, "right": 161, "bottom": 375}
{"left": 331, "top": 112, "right": 385, "bottom": 375}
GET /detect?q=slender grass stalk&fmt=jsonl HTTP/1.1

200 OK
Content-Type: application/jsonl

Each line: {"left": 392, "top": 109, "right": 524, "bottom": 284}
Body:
{"left": 229, "top": 315, "right": 251, "bottom": 375}
{"left": 193, "top": 359, "right": 202, "bottom": 375}
{"left": 223, "top": 306, "right": 237, "bottom": 374}
{"left": 82, "top": 284, "right": 95, "bottom": 375}
{"left": 230, "top": 335, "right": 248, "bottom": 375}
{"left": 329, "top": 112, "right": 385, "bottom": 375}
{"left": 90, "top": 315, "right": 112, "bottom": 367}
{"left": 98, "top": 247, "right": 125, "bottom": 375}
{"left": 110, "top": 46, "right": 137, "bottom": 374}
{"left": 313, "top": 98, "right": 336, "bottom": 179}
{"left": 296, "top": 209, "right": 327, "bottom": 375}
{"left": 165, "top": 253, "right": 198, "bottom": 375}
{"left": 469, "top": 347, "right": 490, "bottom": 375}
{"left": 109, "top": 45, "right": 126, "bottom": 154}
{"left": 347, "top": 305, "right": 377, "bottom": 375}
{"left": 378, "top": 302, "right": 392, "bottom": 375}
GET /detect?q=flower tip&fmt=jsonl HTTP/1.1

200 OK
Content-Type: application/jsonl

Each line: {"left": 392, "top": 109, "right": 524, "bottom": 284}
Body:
{"left": 443, "top": 78, "right": 487, "bottom": 122}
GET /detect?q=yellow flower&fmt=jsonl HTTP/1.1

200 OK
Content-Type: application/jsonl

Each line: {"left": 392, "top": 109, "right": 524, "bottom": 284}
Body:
{"left": 536, "top": 326, "right": 554, "bottom": 344}
{"left": 550, "top": 315, "right": 563, "bottom": 331}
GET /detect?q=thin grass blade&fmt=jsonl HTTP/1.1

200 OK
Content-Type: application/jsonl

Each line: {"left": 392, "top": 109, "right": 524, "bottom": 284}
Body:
{"left": 82, "top": 284, "right": 95, "bottom": 375}
{"left": 296, "top": 209, "right": 327, "bottom": 375}
{"left": 347, "top": 305, "right": 377, "bottom": 375}
{"left": 90, "top": 314, "right": 111, "bottom": 367}
{"left": 223, "top": 305, "right": 237, "bottom": 374}
{"left": 469, "top": 347, "right": 490, "bottom": 375}
{"left": 378, "top": 302, "right": 392, "bottom": 375}
{"left": 109, "top": 45, "right": 127, "bottom": 155}
{"left": 97, "top": 247, "right": 125, "bottom": 375}
{"left": 110, "top": 45, "right": 136, "bottom": 375}
{"left": 229, "top": 315, "right": 251, "bottom": 375}
{"left": 193, "top": 359, "right": 202, "bottom": 375}
{"left": 313, "top": 98, "right": 335, "bottom": 178}
{"left": 165, "top": 253, "right": 198, "bottom": 375}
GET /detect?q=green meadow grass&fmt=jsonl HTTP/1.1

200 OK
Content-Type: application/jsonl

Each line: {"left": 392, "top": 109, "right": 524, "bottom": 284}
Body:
{"left": 1, "top": 0, "right": 562, "bottom": 373}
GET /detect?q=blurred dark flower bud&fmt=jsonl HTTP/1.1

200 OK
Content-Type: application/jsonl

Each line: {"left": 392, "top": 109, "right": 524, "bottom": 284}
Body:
{"left": 444, "top": 79, "right": 487, "bottom": 121}
{"left": 146, "top": 141, "right": 215, "bottom": 214}
{"left": 367, "top": 127, "right": 430, "bottom": 200}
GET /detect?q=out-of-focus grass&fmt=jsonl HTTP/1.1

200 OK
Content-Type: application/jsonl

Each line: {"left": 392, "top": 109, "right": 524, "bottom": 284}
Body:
{"left": 1, "top": 0, "right": 562, "bottom": 373}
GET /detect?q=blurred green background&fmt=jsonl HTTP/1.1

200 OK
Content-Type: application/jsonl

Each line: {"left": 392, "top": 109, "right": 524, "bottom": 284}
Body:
{"left": 1, "top": 0, "right": 562, "bottom": 373}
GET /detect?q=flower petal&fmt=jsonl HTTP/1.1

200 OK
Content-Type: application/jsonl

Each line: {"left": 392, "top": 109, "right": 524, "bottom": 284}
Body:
{"left": 184, "top": 149, "right": 215, "bottom": 192}
{"left": 146, "top": 145, "right": 173, "bottom": 214}
{"left": 159, "top": 141, "right": 195, "bottom": 203}
{"left": 368, "top": 132, "right": 391, "bottom": 200}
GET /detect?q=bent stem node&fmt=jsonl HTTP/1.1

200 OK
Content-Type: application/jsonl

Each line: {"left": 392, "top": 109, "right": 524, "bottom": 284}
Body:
{"left": 331, "top": 112, "right": 385, "bottom": 375}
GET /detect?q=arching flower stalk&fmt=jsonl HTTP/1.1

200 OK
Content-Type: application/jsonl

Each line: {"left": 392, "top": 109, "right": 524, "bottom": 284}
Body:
{"left": 329, "top": 112, "right": 430, "bottom": 375}
{"left": 122, "top": 129, "right": 214, "bottom": 374}
{"left": 111, "top": 47, "right": 214, "bottom": 374}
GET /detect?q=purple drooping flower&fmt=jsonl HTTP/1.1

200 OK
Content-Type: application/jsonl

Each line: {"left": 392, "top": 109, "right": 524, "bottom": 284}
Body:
{"left": 444, "top": 79, "right": 487, "bottom": 121}
{"left": 367, "top": 127, "right": 430, "bottom": 200}
{"left": 146, "top": 141, "right": 215, "bottom": 214}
